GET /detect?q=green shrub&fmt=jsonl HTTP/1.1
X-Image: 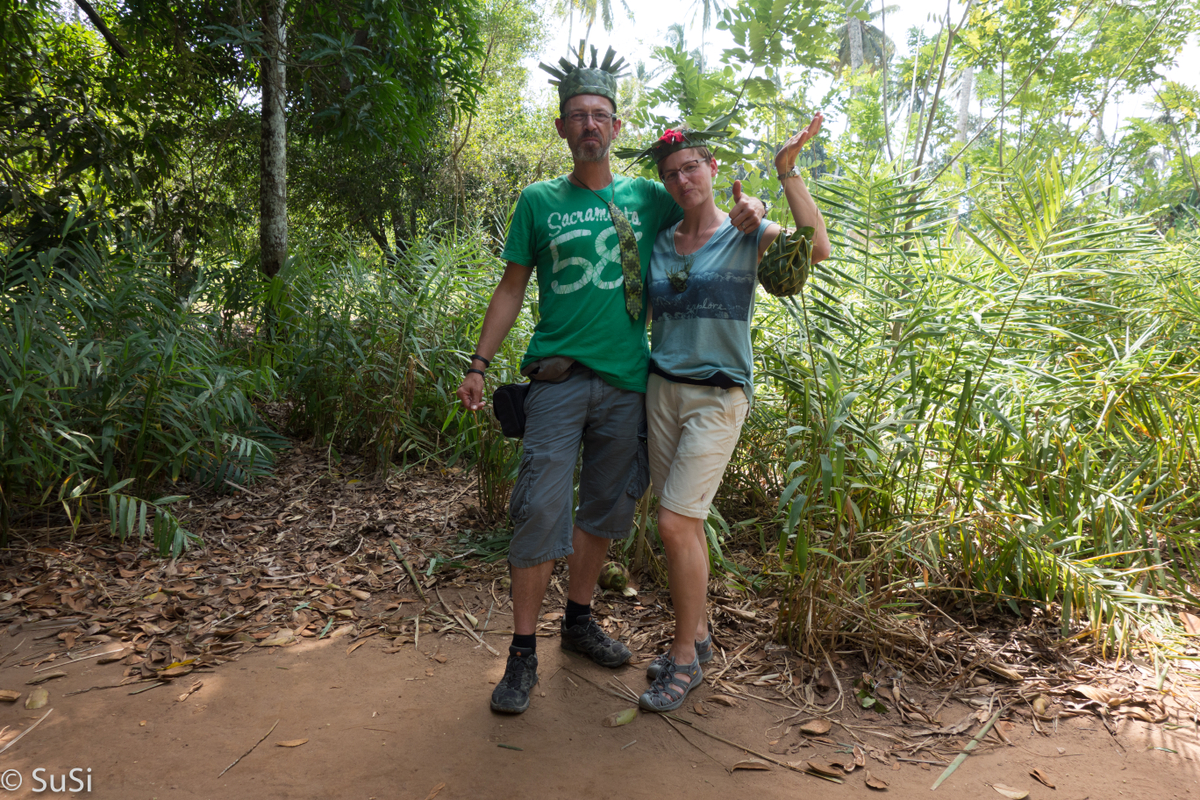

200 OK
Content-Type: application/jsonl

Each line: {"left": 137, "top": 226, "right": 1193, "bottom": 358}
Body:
{"left": 0, "top": 219, "right": 282, "bottom": 554}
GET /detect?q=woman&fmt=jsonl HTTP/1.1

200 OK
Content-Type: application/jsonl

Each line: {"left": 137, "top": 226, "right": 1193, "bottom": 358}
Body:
{"left": 634, "top": 115, "right": 831, "bottom": 712}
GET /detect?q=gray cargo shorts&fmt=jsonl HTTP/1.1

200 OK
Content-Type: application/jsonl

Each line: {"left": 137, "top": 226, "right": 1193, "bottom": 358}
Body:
{"left": 507, "top": 367, "right": 649, "bottom": 568}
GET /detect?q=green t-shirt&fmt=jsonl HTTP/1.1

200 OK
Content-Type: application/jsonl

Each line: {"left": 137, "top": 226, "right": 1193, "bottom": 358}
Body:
{"left": 502, "top": 175, "right": 684, "bottom": 393}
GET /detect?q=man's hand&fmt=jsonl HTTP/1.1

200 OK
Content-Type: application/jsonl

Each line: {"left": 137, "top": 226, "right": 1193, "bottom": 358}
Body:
{"left": 728, "top": 180, "right": 767, "bottom": 234}
{"left": 456, "top": 371, "right": 487, "bottom": 411}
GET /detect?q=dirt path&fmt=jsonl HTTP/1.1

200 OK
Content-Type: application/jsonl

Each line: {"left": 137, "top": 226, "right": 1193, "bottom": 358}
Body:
{"left": 1, "top": 615, "right": 1197, "bottom": 799}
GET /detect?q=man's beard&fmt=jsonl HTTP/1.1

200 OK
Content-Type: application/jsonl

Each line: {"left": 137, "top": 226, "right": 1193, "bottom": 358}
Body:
{"left": 570, "top": 136, "right": 610, "bottom": 163}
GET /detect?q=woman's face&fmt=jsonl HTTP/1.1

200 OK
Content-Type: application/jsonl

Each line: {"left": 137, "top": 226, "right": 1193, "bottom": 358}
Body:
{"left": 658, "top": 148, "right": 718, "bottom": 210}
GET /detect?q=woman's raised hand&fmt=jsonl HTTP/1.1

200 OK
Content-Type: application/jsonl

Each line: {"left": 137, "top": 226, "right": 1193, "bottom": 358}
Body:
{"left": 774, "top": 112, "right": 824, "bottom": 175}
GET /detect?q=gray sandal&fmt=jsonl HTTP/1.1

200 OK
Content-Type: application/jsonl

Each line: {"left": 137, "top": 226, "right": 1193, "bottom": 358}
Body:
{"left": 638, "top": 654, "right": 702, "bottom": 713}
{"left": 646, "top": 633, "right": 712, "bottom": 679}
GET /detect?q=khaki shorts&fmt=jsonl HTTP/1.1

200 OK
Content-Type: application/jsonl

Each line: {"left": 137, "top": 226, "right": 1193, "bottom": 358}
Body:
{"left": 646, "top": 373, "right": 749, "bottom": 520}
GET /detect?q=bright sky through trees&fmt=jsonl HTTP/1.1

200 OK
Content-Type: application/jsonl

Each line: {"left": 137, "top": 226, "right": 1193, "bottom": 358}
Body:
{"left": 529, "top": 0, "right": 1199, "bottom": 137}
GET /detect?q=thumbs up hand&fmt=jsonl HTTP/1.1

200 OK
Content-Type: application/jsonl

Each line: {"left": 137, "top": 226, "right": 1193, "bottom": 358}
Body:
{"left": 727, "top": 178, "right": 765, "bottom": 234}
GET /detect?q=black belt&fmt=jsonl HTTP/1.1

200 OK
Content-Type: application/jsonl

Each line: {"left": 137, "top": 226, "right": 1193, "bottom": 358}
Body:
{"left": 649, "top": 361, "right": 742, "bottom": 389}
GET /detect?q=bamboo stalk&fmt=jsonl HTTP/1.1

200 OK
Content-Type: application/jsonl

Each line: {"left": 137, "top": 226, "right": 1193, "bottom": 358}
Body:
{"left": 931, "top": 705, "right": 1007, "bottom": 790}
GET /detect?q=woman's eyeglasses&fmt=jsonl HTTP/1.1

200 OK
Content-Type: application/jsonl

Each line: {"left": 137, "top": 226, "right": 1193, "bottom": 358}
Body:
{"left": 661, "top": 160, "right": 706, "bottom": 185}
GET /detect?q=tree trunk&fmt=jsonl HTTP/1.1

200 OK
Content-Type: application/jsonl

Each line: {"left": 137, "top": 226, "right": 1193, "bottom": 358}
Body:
{"left": 880, "top": 0, "right": 892, "bottom": 159}
{"left": 998, "top": 52, "right": 1005, "bottom": 168}
{"left": 956, "top": 66, "right": 973, "bottom": 144}
{"left": 259, "top": 0, "right": 287, "bottom": 279}
{"left": 847, "top": 13, "right": 863, "bottom": 71}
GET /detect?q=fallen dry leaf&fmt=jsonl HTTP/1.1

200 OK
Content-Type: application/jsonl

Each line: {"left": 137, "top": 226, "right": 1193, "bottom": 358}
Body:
{"left": 25, "top": 687, "right": 48, "bottom": 710}
{"left": 348, "top": 589, "right": 371, "bottom": 601}
{"left": 732, "top": 759, "right": 771, "bottom": 771}
{"left": 26, "top": 672, "right": 66, "bottom": 685}
{"left": 799, "top": 718, "right": 832, "bottom": 735}
{"left": 692, "top": 702, "right": 707, "bottom": 716}
{"left": 158, "top": 664, "right": 193, "bottom": 679}
{"left": 1029, "top": 768, "right": 1055, "bottom": 789}
{"left": 985, "top": 663, "right": 1023, "bottom": 682}
{"left": 346, "top": 640, "right": 367, "bottom": 656}
{"left": 177, "top": 681, "right": 203, "bottom": 702}
{"left": 854, "top": 745, "right": 866, "bottom": 768}
{"left": 0, "top": 690, "right": 20, "bottom": 703}
{"left": 1073, "top": 685, "right": 1127, "bottom": 707}
{"left": 1121, "top": 706, "right": 1163, "bottom": 723}
{"left": 805, "top": 761, "right": 842, "bottom": 779}
{"left": 97, "top": 649, "right": 127, "bottom": 665}
{"left": 602, "top": 708, "right": 638, "bottom": 728}
{"left": 258, "top": 629, "right": 296, "bottom": 647}
{"left": 329, "top": 624, "right": 356, "bottom": 640}
{"left": 424, "top": 783, "right": 446, "bottom": 800}
{"left": 992, "top": 784, "right": 1029, "bottom": 799}
{"left": 1180, "top": 611, "right": 1200, "bottom": 635}
{"left": 708, "top": 695, "right": 738, "bottom": 707}
{"left": 865, "top": 770, "right": 888, "bottom": 790}
{"left": 276, "top": 739, "right": 309, "bottom": 748}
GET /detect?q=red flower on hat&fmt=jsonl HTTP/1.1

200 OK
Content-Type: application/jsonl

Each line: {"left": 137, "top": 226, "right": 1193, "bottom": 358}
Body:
{"left": 657, "top": 129, "right": 685, "bottom": 144}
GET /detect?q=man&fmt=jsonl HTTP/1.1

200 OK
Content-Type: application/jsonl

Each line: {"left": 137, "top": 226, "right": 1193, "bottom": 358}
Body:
{"left": 455, "top": 46, "right": 765, "bottom": 715}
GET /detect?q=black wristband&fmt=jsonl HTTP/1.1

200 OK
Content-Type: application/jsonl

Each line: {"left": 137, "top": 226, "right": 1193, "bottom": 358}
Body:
{"left": 466, "top": 368, "right": 486, "bottom": 378}
{"left": 470, "top": 353, "right": 491, "bottom": 368}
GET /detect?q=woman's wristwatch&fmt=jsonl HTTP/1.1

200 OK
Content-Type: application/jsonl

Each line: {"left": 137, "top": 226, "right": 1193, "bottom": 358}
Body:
{"left": 777, "top": 165, "right": 800, "bottom": 181}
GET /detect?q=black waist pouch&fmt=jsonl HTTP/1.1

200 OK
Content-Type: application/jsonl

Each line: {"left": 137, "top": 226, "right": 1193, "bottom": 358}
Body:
{"left": 492, "top": 382, "right": 530, "bottom": 439}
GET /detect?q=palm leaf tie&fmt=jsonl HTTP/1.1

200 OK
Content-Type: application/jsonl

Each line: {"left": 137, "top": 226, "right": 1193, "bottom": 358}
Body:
{"left": 580, "top": 182, "right": 643, "bottom": 319}
{"left": 606, "top": 200, "right": 643, "bottom": 318}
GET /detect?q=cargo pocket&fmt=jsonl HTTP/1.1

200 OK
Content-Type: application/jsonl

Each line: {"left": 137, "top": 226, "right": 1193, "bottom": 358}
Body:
{"left": 509, "top": 448, "right": 538, "bottom": 524}
{"left": 625, "top": 436, "right": 650, "bottom": 500}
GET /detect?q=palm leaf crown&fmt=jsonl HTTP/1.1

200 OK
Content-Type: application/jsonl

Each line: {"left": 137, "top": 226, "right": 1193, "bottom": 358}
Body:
{"left": 539, "top": 43, "right": 628, "bottom": 106}
{"left": 614, "top": 112, "right": 736, "bottom": 166}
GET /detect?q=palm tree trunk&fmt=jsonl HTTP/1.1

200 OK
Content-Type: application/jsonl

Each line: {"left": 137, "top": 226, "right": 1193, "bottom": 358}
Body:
{"left": 847, "top": 14, "right": 863, "bottom": 69}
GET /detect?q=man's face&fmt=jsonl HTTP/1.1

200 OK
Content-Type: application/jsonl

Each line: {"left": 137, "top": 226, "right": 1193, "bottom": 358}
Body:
{"left": 555, "top": 95, "right": 622, "bottom": 164}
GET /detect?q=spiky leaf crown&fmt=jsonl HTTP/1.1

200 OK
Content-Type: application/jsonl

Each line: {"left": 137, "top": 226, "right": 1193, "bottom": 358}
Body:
{"left": 539, "top": 43, "right": 628, "bottom": 107}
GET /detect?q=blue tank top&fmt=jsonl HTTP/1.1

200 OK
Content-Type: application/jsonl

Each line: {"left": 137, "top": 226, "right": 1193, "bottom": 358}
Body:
{"left": 648, "top": 217, "right": 772, "bottom": 399}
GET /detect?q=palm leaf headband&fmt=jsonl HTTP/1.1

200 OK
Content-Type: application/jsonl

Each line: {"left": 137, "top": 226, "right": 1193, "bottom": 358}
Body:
{"left": 614, "top": 112, "right": 737, "bottom": 165}
{"left": 539, "top": 43, "right": 628, "bottom": 106}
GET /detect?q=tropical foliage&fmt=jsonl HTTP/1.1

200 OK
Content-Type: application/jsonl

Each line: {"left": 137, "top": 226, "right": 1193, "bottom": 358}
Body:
{"left": 2, "top": 0, "right": 1199, "bottom": 654}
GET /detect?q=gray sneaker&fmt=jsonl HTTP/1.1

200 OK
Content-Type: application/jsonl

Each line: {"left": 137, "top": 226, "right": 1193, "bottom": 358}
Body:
{"left": 560, "top": 615, "right": 631, "bottom": 668}
{"left": 491, "top": 647, "right": 538, "bottom": 714}
{"left": 646, "top": 633, "right": 713, "bottom": 679}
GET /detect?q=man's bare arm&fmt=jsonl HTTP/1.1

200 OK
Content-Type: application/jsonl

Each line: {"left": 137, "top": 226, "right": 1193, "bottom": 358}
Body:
{"left": 455, "top": 262, "right": 534, "bottom": 411}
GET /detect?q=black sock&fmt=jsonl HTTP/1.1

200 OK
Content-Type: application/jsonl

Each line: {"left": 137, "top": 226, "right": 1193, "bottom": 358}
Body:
{"left": 511, "top": 633, "right": 536, "bottom": 652}
{"left": 565, "top": 599, "right": 591, "bottom": 628}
